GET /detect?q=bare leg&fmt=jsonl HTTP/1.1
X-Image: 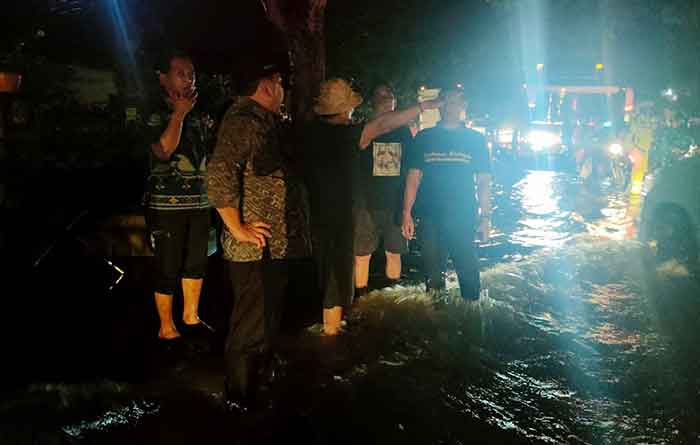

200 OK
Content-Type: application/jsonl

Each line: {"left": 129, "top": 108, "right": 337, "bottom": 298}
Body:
{"left": 323, "top": 306, "right": 343, "bottom": 336}
{"left": 155, "top": 292, "right": 180, "bottom": 339}
{"left": 182, "top": 278, "right": 203, "bottom": 325}
{"left": 385, "top": 251, "right": 401, "bottom": 280}
{"left": 354, "top": 255, "right": 371, "bottom": 289}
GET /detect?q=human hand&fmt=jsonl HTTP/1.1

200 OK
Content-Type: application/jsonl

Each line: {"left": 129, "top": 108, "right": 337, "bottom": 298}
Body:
{"left": 231, "top": 221, "right": 272, "bottom": 248}
{"left": 169, "top": 87, "right": 198, "bottom": 116}
{"left": 401, "top": 213, "right": 415, "bottom": 240}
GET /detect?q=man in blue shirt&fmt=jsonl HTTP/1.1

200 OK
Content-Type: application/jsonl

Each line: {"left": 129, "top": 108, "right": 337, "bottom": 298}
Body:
{"left": 401, "top": 85, "right": 492, "bottom": 301}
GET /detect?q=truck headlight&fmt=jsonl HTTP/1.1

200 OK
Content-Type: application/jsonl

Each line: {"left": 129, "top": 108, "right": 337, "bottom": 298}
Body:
{"left": 527, "top": 130, "right": 561, "bottom": 150}
{"left": 497, "top": 128, "right": 514, "bottom": 145}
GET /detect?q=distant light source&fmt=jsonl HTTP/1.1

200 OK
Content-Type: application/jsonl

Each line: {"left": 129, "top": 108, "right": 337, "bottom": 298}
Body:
{"left": 497, "top": 128, "right": 514, "bottom": 144}
{"left": 662, "top": 88, "right": 678, "bottom": 101}
{"left": 527, "top": 130, "right": 561, "bottom": 149}
{"left": 595, "top": 63, "right": 604, "bottom": 71}
{"left": 608, "top": 143, "right": 623, "bottom": 157}
{"left": 528, "top": 102, "right": 536, "bottom": 109}
{"left": 536, "top": 63, "right": 544, "bottom": 72}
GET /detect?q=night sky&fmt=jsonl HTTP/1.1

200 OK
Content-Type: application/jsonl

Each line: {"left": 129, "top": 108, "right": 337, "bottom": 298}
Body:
{"left": 1, "top": 0, "right": 275, "bottom": 72}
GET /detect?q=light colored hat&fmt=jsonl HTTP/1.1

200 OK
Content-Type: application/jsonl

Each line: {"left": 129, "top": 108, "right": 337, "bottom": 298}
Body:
{"left": 314, "top": 78, "right": 363, "bottom": 115}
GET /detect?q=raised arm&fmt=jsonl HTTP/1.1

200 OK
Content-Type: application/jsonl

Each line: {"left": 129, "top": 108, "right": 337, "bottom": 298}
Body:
{"left": 151, "top": 89, "right": 197, "bottom": 160}
{"left": 359, "top": 98, "right": 443, "bottom": 149}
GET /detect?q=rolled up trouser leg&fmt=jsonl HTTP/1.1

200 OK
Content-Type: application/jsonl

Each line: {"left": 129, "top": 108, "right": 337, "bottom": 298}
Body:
{"left": 149, "top": 210, "right": 186, "bottom": 295}
{"left": 181, "top": 209, "right": 210, "bottom": 280}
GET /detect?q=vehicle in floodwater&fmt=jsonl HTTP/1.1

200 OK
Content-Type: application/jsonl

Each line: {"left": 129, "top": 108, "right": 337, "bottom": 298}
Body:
{"left": 639, "top": 156, "right": 700, "bottom": 264}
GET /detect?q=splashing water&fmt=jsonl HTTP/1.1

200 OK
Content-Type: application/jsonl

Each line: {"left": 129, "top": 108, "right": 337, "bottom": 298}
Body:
{"left": 4, "top": 171, "right": 698, "bottom": 444}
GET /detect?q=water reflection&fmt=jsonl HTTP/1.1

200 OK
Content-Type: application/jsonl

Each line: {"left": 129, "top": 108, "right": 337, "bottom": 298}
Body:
{"left": 5, "top": 170, "right": 698, "bottom": 444}
{"left": 62, "top": 400, "right": 159, "bottom": 439}
{"left": 489, "top": 171, "right": 584, "bottom": 262}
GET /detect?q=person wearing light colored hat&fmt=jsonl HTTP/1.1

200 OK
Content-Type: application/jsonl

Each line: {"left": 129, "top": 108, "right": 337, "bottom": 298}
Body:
{"left": 304, "top": 78, "right": 443, "bottom": 335}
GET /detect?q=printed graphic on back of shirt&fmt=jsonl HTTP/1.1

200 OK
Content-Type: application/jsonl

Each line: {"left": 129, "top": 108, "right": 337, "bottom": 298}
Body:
{"left": 425, "top": 151, "right": 472, "bottom": 164}
{"left": 373, "top": 142, "right": 402, "bottom": 176}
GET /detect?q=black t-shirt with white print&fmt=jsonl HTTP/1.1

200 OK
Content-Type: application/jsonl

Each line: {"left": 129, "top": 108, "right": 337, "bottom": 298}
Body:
{"left": 354, "top": 126, "right": 413, "bottom": 212}
{"left": 406, "top": 125, "right": 491, "bottom": 220}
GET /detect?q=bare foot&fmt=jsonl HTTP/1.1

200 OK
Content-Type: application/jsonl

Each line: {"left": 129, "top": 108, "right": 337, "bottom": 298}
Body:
{"left": 158, "top": 327, "right": 181, "bottom": 340}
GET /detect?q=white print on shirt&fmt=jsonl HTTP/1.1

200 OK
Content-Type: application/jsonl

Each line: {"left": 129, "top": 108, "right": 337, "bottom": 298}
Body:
{"left": 424, "top": 151, "right": 472, "bottom": 164}
{"left": 373, "top": 142, "right": 402, "bottom": 176}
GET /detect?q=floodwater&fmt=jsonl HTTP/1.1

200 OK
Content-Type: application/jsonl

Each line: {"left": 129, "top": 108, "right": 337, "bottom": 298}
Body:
{"left": 2, "top": 170, "right": 699, "bottom": 444}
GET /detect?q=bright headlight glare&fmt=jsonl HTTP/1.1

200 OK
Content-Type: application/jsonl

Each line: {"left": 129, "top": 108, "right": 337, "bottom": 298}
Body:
{"left": 527, "top": 130, "right": 561, "bottom": 149}
{"left": 608, "top": 143, "right": 623, "bottom": 156}
{"left": 497, "top": 128, "right": 514, "bottom": 144}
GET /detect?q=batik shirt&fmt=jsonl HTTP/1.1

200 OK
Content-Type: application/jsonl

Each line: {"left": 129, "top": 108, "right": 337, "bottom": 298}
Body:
{"left": 208, "top": 98, "right": 311, "bottom": 262}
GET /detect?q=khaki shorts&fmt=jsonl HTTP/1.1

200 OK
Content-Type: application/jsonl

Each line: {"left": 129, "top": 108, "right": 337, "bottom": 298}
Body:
{"left": 353, "top": 207, "right": 408, "bottom": 256}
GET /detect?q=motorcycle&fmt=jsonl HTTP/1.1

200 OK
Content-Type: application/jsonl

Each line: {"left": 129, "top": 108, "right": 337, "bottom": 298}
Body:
{"left": 577, "top": 135, "right": 632, "bottom": 192}
{"left": 606, "top": 141, "right": 632, "bottom": 190}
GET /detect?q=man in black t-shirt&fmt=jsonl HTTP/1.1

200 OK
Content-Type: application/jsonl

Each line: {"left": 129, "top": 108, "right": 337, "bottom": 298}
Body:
{"left": 401, "top": 86, "right": 492, "bottom": 302}
{"left": 305, "top": 78, "right": 443, "bottom": 335}
{"left": 353, "top": 85, "right": 412, "bottom": 296}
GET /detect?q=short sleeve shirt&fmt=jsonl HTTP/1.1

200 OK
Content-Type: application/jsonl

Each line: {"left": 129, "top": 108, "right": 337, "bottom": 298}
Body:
{"left": 304, "top": 121, "right": 363, "bottom": 227}
{"left": 144, "top": 101, "right": 212, "bottom": 211}
{"left": 407, "top": 125, "right": 491, "bottom": 218}
{"left": 353, "top": 126, "right": 413, "bottom": 211}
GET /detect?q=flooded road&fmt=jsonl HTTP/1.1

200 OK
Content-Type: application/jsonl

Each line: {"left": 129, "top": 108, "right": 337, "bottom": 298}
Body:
{"left": 2, "top": 170, "right": 699, "bottom": 444}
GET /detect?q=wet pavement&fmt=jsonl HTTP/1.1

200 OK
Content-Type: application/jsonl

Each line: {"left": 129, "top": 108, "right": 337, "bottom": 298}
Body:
{"left": 2, "top": 169, "right": 699, "bottom": 444}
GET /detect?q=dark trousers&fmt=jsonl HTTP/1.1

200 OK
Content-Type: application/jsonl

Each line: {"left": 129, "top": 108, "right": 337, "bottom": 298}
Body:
{"left": 225, "top": 256, "right": 288, "bottom": 403}
{"left": 148, "top": 209, "right": 210, "bottom": 295}
{"left": 313, "top": 224, "right": 355, "bottom": 309}
{"left": 420, "top": 215, "right": 481, "bottom": 300}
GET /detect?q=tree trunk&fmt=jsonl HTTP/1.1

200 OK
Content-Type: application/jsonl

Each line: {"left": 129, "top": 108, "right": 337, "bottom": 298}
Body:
{"left": 263, "top": 0, "right": 327, "bottom": 122}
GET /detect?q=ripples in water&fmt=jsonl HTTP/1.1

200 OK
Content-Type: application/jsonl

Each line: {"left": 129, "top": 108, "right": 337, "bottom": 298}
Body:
{"left": 4, "top": 170, "right": 698, "bottom": 444}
